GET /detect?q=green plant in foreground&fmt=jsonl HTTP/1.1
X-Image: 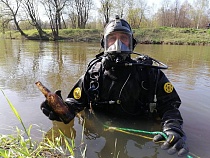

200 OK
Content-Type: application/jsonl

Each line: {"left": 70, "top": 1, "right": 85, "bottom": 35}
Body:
{"left": 0, "top": 89, "right": 85, "bottom": 158}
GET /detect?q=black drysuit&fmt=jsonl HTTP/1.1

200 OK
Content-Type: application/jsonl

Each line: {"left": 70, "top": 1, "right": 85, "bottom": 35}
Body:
{"left": 41, "top": 53, "right": 189, "bottom": 156}
{"left": 66, "top": 55, "right": 183, "bottom": 125}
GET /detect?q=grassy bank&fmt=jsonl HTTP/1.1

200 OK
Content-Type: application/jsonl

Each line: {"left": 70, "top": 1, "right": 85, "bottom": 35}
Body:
{"left": 0, "top": 90, "right": 85, "bottom": 158}
{"left": 134, "top": 27, "right": 210, "bottom": 45}
{"left": 1, "top": 27, "right": 210, "bottom": 45}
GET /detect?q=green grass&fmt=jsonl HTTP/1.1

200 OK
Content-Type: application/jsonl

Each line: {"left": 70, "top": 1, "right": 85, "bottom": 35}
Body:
{"left": 133, "top": 27, "right": 210, "bottom": 45}
{"left": 1, "top": 27, "right": 210, "bottom": 45}
{"left": 0, "top": 89, "right": 86, "bottom": 158}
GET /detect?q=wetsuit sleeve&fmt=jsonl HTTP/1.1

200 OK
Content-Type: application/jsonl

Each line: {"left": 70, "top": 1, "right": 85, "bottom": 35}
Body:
{"left": 155, "top": 70, "right": 183, "bottom": 124}
{"left": 154, "top": 71, "right": 189, "bottom": 156}
{"left": 65, "top": 74, "right": 89, "bottom": 113}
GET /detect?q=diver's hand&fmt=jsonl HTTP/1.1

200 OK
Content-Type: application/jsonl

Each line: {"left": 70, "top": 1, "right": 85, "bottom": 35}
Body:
{"left": 40, "top": 90, "right": 77, "bottom": 124}
{"left": 153, "top": 119, "right": 189, "bottom": 157}
{"left": 40, "top": 100, "right": 62, "bottom": 122}
{"left": 102, "top": 56, "right": 112, "bottom": 70}
{"left": 153, "top": 130, "right": 189, "bottom": 157}
{"left": 40, "top": 90, "right": 64, "bottom": 122}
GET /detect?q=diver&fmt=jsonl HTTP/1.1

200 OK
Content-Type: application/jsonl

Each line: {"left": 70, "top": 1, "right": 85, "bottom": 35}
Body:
{"left": 40, "top": 15, "right": 189, "bottom": 157}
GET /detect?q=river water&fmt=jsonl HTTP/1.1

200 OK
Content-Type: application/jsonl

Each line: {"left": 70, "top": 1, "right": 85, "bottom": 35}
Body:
{"left": 0, "top": 39, "right": 209, "bottom": 158}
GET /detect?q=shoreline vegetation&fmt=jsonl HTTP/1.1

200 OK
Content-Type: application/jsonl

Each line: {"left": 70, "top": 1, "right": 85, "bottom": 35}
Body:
{"left": 1, "top": 27, "right": 210, "bottom": 45}
{"left": 0, "top": 89, "right": 85, "bottom": 158}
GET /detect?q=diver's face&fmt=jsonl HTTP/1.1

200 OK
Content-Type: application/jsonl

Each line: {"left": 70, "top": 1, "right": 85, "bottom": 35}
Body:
{"left": 107, "top": 32, "right": 130, "bottom": 47}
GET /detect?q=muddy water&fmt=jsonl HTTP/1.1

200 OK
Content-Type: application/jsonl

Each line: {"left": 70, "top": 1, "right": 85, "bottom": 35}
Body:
{"left": 0, "top": 39, "right": 209, "bottom": 158}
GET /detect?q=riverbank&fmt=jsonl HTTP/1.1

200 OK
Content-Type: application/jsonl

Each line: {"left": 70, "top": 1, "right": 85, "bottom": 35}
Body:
{"left": 1, "top": 27, "right": 210, "bottom": 45}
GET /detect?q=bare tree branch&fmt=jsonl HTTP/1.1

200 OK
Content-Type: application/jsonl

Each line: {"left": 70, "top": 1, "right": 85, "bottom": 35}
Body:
{"left": 0, "top": 0, "right": 28, "bottom": 37}
{"left": 40, "top": 0, "right": 68, "bottom": 40}
{"left": 23, "top": 0, "right": 48, "bottom": 39}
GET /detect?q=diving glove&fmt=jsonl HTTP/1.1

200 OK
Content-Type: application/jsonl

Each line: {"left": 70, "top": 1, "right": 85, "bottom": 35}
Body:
{"left": 153, "top": 119, "right": 189, "bottom": 157}
{"left": 40, "top": 90, "right": 75, "bottom": 123}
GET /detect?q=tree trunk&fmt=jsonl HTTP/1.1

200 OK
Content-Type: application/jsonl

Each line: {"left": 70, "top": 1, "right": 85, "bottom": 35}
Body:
{"left": 13, "top": 17, "right": 28, "bottom": 38}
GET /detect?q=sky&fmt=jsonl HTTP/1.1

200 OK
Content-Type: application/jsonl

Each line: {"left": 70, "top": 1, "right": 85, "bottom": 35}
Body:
{"left": 92, "top": 0, "right": 162, "bottom": 19}
{"left": 39, "top": 0, "right": 194, "bottom": 22}
{"left": 92, "top": 0, "right": 195, "bottom": 20}
{"left": 94, "top": 0, "right": 194, "bottom": 9}
{"left": 93, "top": 0, "right": 159, "bottom": 8}
{"left": 94, "top": 0, "right": 169, "bottom": 7}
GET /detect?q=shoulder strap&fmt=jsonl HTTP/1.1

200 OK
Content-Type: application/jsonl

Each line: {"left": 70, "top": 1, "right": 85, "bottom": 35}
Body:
{"left": 86, "top": 59, "right": 103, "bottom": 105}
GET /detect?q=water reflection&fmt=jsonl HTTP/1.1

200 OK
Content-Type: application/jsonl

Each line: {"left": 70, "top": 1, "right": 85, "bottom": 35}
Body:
{"left": 45, "top": 109, "right": 168, "bottom": 158}
{"left": 0, "top": 39, "right": 210, "bottom": 157}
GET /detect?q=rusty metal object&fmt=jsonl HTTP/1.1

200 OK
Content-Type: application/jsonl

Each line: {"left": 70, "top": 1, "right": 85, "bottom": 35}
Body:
{"left": 35, "top": 81, "right": 74, "bottom": 124}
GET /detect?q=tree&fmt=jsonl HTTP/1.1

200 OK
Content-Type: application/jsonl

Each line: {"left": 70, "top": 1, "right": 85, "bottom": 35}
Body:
{"left": 113, "top": 0, "right": 127, "bottom": 18}
{"left": 0, "top": 0, "right": 28, "bottom": 37}
{"left": 99, "top": 0, "right": 114, "bottom": 25}
{"left": 157, "top": 0, "right": 172, "bottom": 26}
{"left": 0, "top": 4, "right": 11, "bottom": 34}
{"left": 127, "top": 8, "right": 142, "bottom": 28}
{"left": 41, "top": 0, "right": 68, "bottom": 40}
{"left": 135, "top": 0, "right": 149, "bottom": 27}
{"left": 126, "top": 0, "right": 149, "bottom": 28}
{"left": 23, "top": 0, "right": 48, "bottom": 39}
{"left": 192, "top": 0, "right": 209, "bottom": 29}
{"left": 66, "top": 0, "right": 77, "bottom": 28}
{"left": 74, "top": 0, "right": 93, "bottom": 29}
{"left": 178, "top": 1, "right": 192, "bottom": 28}
{"left": 172, "top": 0, "right": 181, "bottom": 27}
